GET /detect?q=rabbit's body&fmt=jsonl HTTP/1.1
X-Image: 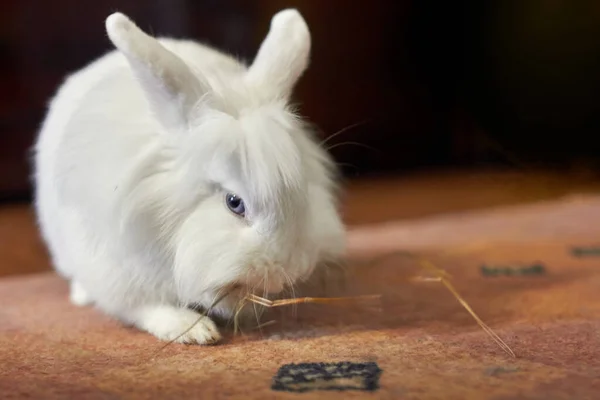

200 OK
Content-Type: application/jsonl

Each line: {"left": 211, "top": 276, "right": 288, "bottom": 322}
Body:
{"left": 33, "top": 10, "right": 345, "bottom": 344}
{"left": 34, "top": 39, "right": 239, "bottom": 329}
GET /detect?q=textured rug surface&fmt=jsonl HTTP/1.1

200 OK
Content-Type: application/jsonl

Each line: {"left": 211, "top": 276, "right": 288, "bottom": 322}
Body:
{"left": 1, "top": 195, "right": 600, "bottom": 399}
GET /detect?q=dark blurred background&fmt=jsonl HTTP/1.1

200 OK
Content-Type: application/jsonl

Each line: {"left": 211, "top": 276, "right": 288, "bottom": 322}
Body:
{"left": 2, "top": 0, "right": 600, "bottom": 201}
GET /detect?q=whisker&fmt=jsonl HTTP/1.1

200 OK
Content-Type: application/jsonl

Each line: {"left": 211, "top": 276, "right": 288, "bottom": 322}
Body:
{"left": 280, "top": 268, "right": 298, "bottom": 318}
{"left": 252, "top": 297, "right": 262, "bottom": 332}
{"left": 244, "top": 269, "right": 253, "bottom": 293}
{"left": 321, "top": 259, "right": 349, "bottom": 294}
{"left": 252, "top": 320, "right": 276, "bottom": 330}
{"left": 233, "top": 296, "right": 248, "bottom": 336}
{"left": 335, "top": 162, "right": 360, "bottom": 174}
{"left": 262, "top": 270, "right": 269, "bottom": 300}
{"left": 320, "top": 120, "right": 370, "bottom": 147}
{"left": 326, "top": 141, "right": 379, "bottom": 153}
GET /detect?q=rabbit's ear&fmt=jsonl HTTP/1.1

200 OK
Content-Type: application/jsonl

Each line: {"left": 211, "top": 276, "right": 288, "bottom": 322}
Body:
{"left": 246, "top": 9, "right": 311, "bottom": 100}
{"left": 106, "top": 13, "right": 208, "bottom": 132}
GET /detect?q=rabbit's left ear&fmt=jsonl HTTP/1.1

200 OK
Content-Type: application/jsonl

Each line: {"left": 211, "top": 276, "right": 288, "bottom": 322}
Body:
{"left": 106, "top": 13, "right": 209, "bottom": 133}
{"left": 246, "top": 9, "right": 311, "bottom": 100}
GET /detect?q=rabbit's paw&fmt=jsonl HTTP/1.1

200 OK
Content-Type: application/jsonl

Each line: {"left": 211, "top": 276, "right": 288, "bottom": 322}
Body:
{"left": 70, "top": 281, "right": 93, "bottom": 307}
{"left": 134, "top": 305, "right": 221, "bottom": 345}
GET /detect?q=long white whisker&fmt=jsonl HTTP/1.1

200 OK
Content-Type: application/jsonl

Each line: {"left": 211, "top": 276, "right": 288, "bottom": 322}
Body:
{"left": 262, "top": 270, "right": 269, "bottom": 300}
{"left": 280, "top": 267, "right": 298, "bottom": 318}
{"left": 252, "top": 298, "right": 261, "bottom": 330}
{"left": 320, "top": 120, "right": 370, "bottom": 146}
{"left": 252, "top": 268, "right": 267, "bottom": 322}
{"left": 326, "top": 141, "right": 378, "bottom": 153}
{"left": 244, "top": 269, "right": 252, "bottom": 292}
{"left": 335, "top": 162, "right": 360, "bottom": 173}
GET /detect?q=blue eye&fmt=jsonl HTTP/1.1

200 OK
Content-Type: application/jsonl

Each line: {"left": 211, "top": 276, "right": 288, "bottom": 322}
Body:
{"left": 225, "top": 193, "right": 246, "bottom": 217}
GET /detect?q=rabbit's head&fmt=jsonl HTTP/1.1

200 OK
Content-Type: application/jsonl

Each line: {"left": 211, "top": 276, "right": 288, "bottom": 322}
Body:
{"left": 106, "top": 10, "right": 345, "bottom": 317}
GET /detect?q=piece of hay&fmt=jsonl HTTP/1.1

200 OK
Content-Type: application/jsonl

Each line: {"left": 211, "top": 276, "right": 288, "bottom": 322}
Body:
{"left": 234, "top": 253, "right": 515, "bottom": 358}
{"left": 335, "top": 250, "right": 516, "bottom": 358}
{"left": 235, "top": 294, "right": 382, "bottom": 335}
{"left": 417, "top": 257, "right": 515, "bottom": 358}
{"left": 245, "top": 293, "right": 382, "bottom": 308}
{"left": 150, "top": 250, "right": 514, "bottom": 359}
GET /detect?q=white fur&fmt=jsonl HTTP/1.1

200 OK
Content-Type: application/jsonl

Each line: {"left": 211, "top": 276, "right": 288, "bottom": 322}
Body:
{"left": 32, "top": 9, "right": 345, "bottom": 344}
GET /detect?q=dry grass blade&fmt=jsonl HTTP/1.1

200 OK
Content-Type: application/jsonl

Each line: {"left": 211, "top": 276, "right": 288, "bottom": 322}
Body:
{"left": 151, "top": 250, "right": 513, "bottom": 360}
{"left": 360, "top": 250, "right": 515, "bottom": 357}
{"left": 245, "top": 293, "right": 382, "bottom": 308}
{"left": 231, "top": 293, "right": 383, "bottom": 335}
{"left": 253, "top": 320, "right": 277, "bottom": 330}
{"left": 417, "top": 258, "right": 516, "bottom": 358}
{"left": 411, "top": 276, "right": 443, "bottom": 283}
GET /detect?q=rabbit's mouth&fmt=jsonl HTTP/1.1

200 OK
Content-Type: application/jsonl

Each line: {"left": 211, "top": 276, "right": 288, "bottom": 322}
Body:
{"left": 188, "top": 280, "right": 287, "bottom": 315}
{"left": 226, "top": 281, "right": 285, "bottom": 297}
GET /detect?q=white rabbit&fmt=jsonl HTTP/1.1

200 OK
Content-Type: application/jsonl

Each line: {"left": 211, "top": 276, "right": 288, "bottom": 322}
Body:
{"left": 32, "top": 9, "right": 345, "bottom": 344}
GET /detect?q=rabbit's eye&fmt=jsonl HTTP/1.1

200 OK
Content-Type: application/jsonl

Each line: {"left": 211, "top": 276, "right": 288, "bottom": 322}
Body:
{"left": 225, "top": 193, "right": 246, "bottom": 217}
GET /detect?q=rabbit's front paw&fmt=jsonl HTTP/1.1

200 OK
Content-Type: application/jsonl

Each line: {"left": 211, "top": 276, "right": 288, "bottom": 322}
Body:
{"left": 70, "top": 281, "right": 93, "bottom": 307}
{"left": 133, "top": 305, "right": 221, "bottom": 345}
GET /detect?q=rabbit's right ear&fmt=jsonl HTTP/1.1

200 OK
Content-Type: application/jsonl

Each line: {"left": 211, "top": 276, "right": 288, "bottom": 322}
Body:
{"left": 105, "top": 13, "right": 209, "bottom": 133}
{"left": 246, "top": 9, "right": 311, "bottom": 101}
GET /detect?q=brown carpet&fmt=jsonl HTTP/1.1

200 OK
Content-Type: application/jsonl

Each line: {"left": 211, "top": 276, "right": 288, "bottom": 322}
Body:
{"left": 2, "top": 191, "right": 600, "bottom": 399}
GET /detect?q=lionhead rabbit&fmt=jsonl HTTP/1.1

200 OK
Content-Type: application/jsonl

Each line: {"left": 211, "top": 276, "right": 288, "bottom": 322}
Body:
{"left": 33, "top": 9, "right": 346, "bottom": 344}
